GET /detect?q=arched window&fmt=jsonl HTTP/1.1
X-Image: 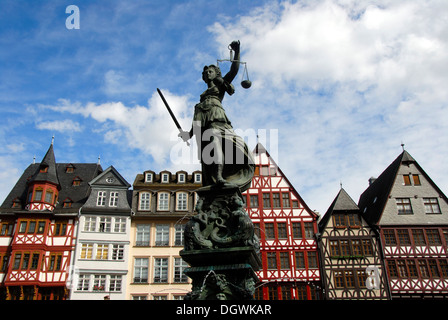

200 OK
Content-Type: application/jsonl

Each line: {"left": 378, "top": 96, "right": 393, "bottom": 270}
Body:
{"left": 139, "top": 192, "right": 151, "bottom": 211}
{"left": 176, "top": 192, "right": 188, "bottom": 211}
{"left": 157, "top": 192, "right": 170, "bottom": 211}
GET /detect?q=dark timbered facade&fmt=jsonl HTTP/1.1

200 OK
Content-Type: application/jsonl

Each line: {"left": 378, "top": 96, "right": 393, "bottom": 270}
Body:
{"left": 318, "top": 188, "right": 390, "bottom": 299}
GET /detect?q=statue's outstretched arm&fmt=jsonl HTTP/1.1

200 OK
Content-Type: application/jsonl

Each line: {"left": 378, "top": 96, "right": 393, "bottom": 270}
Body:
{"left": 223, "top": 41, "right": 240, "bottom": 83}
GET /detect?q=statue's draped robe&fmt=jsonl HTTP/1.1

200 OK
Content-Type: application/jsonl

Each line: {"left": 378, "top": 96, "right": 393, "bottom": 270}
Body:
{"left": 192, "top": 81, "right": 254, "bottom": 192}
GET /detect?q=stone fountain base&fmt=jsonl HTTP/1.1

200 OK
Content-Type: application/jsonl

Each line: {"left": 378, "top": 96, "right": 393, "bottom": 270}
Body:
{"left": 180, "top": 185, "right": 261, "bottom": 300}
{"left": 181, "top": 247, "right": 261, "bottom": 300}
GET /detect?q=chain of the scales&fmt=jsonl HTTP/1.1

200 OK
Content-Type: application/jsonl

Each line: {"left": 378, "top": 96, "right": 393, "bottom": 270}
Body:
{"left": 217, "top": 44, "right": 252, "bottom": 89}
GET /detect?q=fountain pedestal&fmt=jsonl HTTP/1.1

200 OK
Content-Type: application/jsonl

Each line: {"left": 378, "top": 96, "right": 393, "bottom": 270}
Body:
{"left": 180, "top": 185, "right": 261, "bottom": 300}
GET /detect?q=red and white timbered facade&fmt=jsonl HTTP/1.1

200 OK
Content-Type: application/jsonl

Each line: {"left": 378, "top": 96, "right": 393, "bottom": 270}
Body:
{"left": 359, "top": 150, "right": 448, "bottom": 299}
{"left": 243, "top": 144, "right": 321, "bottom": 300}
{"left": 0, "top": 142, "right": 102, "bottom": 300}
{"left": 5, "top": 216, "right": 75, "bottom": 289}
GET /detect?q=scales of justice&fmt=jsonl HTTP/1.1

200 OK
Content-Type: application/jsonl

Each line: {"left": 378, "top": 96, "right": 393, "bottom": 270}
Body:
{"left": 157, "top": 40, "right": 261, "bottom": 300}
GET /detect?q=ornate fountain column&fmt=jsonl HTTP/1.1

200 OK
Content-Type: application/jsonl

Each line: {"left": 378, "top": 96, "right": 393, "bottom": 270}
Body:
{"left": 180, "top": 184, "right": 261, "bottom": 300}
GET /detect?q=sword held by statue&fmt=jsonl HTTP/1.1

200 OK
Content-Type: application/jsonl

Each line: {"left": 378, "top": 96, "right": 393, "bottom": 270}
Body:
{"left": 157, "top": 88, "right": 190, "bottom": 146}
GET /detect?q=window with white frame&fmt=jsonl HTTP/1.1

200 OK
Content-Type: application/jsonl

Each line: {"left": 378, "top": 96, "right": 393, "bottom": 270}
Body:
{"left": 112, "top": 244, "right": 124, "bottom": 260}
{"left": 158, "top": 192, "right": 170, "bottom": 211}
{"left": 139, "top": 192, "right": 151, "bottom": 211}
{"left": 178, "top": 173, "right": 185, "bottom": 183}
{"left": 109, "top": 275, "right": 122, "bottom": 292}
{"left": 161, "top": 173, "right": 169, "bottom": 183}
{"left": 134, "top": 258, "right": 148, "bottom": 283}
{"left": 176, "top": 192, "right": 188, "bottom": 211}
{"left": 174, "top": 224, "right": 184, "bottom": 246}
{"left": 97, "top": 191, "right": 106, "bottom": 206}
{"left": 174, "top": 258, "right": 188, "bottom": 283}
{"left": 114, "top": 217, "right": 126, "bottom": 233}
{"left": 109, "top": 192, "right": 119, "bottom": 207}
{"left": 136, "top": 224, "right": 150, "bottom": 246}
{"left": 96, "top": 244, "right": 109, "bottom": 260}
{"left": 153, "top": 258, "right": 168, "bottom": 283}
{"left": 145, "top": 172, "right": 153, "bottom": 183}
{"left": 80, "top": 244, "right": 93, "bottom": 259}
{"left": 84, "top": 217, "right": 96, "bottom": 232}
{"left": 194, "top": 173, "right": 201, "bottom": 183}
{"left": 99, "top": 217, "right": 111, "bottom": 232}
{"left": 155, "top": 224, "right": 170, "bottom": 246}
{"left": 93, "top": 274, "right": 106, "bottom": 291}
{"left": 77, "top": 274, "right": 90, "bottom": 291}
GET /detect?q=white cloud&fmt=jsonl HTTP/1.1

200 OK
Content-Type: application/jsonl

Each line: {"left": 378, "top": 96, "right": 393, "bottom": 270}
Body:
{"left": 38, "top": 90, "right": 195, "bottom": 168}
{"left": 208, "top": 0, "right": 448, "bottom": 213}
{"left": 36, "top": 119, "right": 82, "bottom": 133}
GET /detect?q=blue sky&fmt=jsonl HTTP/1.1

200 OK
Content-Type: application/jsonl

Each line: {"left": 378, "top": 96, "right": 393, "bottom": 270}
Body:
{"left": 1, "top": 0, "right": 448, "bottom": 215}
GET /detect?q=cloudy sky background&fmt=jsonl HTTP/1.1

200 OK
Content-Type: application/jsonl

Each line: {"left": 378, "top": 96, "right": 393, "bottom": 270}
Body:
{"left": 1, "top": 0, "right": 447, "bottom": 214}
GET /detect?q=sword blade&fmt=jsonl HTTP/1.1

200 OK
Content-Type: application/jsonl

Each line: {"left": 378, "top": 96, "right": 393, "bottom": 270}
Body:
{"left": 157, "top": 88, "right": 190, "bottom": 146}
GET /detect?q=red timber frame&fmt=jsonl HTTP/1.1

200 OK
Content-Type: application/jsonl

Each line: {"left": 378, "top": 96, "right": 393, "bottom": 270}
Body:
{"left": 381, "top": 226, "right": 448, "bottom": 298}
{"left": 2, "top": 215, "right": 76, "bottom": 300}
{"left": 243, "top": 147, "right": 321, "bottom": 300}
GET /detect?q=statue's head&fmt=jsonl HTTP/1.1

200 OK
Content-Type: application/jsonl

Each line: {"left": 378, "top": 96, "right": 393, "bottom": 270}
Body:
{"left": 202, "top": 65, "right": 222, "bottom": 83}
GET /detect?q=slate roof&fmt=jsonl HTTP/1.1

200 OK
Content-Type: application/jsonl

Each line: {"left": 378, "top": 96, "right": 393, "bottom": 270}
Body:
{"left": 357, "top": 150, "right": 448, "bottom": 225}
{"left": 30, "top": 143, "right": 60, "bottom": 186}
{"left": 0, "top": 162, "right": 103, "bottom": 215}
{"left": 318, "top": 188, "right": 359, "bottom": 231}
{"left": 358, "top": 152, "right": 403, "bottom": 225}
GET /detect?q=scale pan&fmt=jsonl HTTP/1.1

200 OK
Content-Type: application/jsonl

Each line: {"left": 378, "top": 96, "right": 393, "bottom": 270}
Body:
{"left": 241, "top": 80, "right": 252, "bottom": 89}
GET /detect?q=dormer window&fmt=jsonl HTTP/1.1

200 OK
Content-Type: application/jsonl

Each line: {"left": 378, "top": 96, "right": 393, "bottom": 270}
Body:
{"left": 145, "top": 173, "right": 153, "bottom": 183}
{"left": 178, "top": 173, "right": 185, "bottom": 183}
{"left": 63, "top": 198, "right": 73, "bottom": 208}
{"left": 194, "top": 173, "right": 201, "bottom": 183}
{"left": 72, "top": 177, "right": 82, "bottom": 186}
{"left": 161, "top": 173, "right": 169, "bottom": 183}
{"left": 66, "top": 165, "right": 75, "bottom": 173}
{"left": 12, "top": 198, "right": 21, "bottom": 208}
{"left": 40, "top": 166, "right": 48, "bottom": 173}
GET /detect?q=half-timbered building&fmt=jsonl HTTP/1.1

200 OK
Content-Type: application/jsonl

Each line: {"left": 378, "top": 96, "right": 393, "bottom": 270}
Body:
{"left": 318, "top": 187, "right": 390, "bottom": 299}
{"left": 243, "top": 143, "right": 321, "bottom": 300}
{"left": 358, "top": 149, "right": 448, "bottom": 299}
{"left": 0, "top": 142, "right": 102, "bottom": 299}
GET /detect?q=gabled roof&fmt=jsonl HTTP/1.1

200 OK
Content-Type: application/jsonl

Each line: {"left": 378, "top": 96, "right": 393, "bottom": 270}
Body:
{"left": 358, "top": 151, "right": 408, "bottom": 225}
{"left": 319, "top": 188, "right": 359, "bottom": 231}
{"left": 88, "top": 165, "right": 131, "bottom": 189}
{"left": 358, "top": 150, "right": 448, "bottom": 225}
{"left": 252, "top": 142, "right": 318, "bottom": 219}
